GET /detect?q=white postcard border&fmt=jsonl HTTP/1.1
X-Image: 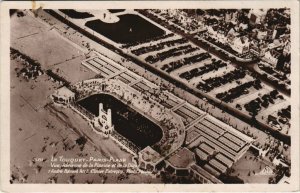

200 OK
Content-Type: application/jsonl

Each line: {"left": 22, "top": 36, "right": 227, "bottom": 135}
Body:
{"left": 1, "top": 1, "right": 299, "bottom": 192}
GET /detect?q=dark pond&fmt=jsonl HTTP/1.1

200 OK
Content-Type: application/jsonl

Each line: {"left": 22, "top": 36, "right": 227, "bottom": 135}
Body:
{"left": 108, "top": 9, "right": 126, "bottom": 13}
{"left": 85, "top": 14, "right": 165, "bottom": 44}
{"left": 59, "top": 9, "right": 94, "bottom": 19}
{"left": 77, "top": 94, "right": 163, "bottom": 149}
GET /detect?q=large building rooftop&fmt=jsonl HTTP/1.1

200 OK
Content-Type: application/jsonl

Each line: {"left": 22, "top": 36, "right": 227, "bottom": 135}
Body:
{"left": 166, "top": 147, "right": 195, "bottom": 169}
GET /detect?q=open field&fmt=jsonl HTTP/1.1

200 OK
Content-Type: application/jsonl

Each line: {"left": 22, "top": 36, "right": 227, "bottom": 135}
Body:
{"left": 11, "top": 13, "right": 85, "bottom": 70}
{"left": 49, "top": 55, "right": 95, "bottom": 84}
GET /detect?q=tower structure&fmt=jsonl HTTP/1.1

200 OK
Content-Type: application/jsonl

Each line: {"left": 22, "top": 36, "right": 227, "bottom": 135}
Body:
{"left": 93, "top": 103, "right": 114, "bottom": 136}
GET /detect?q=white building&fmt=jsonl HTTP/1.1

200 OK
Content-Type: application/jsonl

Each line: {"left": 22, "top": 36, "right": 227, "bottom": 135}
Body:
{"left": 283, "top": 41, "right": 291, "bottom": 55}
{"left": 257, "top": 30, "right": 268, "bottom": 40}
{"left": 225, "top": 12, "right": 238, "bottom": 24}
{"left": 263, "top": 50, "right": 279, "bottom": 67}
{"left": 93, "top": 103, "right": 114, "bottom": 136}
{"left": 216, "top": 31, "right": 227, "bottom": 44}
{"left": 51, "top": 86, "right": 75, "bottom": 105}
{"left": 207, "top": 26, "right": 217, "bottom": 36}
{"left": 239, "top": 23, "right": 248, "bottom": 30}
{"left": 248, "top": 9, "right": 268, "bottom": 25}
{"left": 227, "top": 28, "right": 239, "bottom": 44}
{"left": 250, "top": 41, "right": 268, "bottom": 57}
{"left": 138, "top": 146, "right": 163, "bottom": 172}
{"left": 230, "top": 36, "right": 250, "bottom": 54}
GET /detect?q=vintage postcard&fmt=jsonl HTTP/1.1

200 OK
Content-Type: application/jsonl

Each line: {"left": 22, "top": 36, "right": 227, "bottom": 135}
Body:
{"left": 0, "top": 1, "right": 299, "bottom": 192}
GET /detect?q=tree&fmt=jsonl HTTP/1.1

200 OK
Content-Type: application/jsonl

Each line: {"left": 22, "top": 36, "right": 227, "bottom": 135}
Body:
{"left": 268, "top": 177, "right": 274, "bottom": 184}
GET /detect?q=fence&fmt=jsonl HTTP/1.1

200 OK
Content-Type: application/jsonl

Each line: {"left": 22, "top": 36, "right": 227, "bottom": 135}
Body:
{"left": 111, "top": 131, "right": 141, "bottom": 154}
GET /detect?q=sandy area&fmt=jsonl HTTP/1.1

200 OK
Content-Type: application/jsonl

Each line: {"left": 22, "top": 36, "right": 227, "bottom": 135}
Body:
{"left": 10, "top": 13, "right": 160, "bottom": 184}
{"left": 11, "top": 13, "right": 84, "bottom": 70}
{"left": 230, "top": 151, "right": 276, "bottom": 183}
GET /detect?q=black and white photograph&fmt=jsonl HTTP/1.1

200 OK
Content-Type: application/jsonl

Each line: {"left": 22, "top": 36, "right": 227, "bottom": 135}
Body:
{"left": 0, "top": 1, "right": 299, "bottom": 192}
